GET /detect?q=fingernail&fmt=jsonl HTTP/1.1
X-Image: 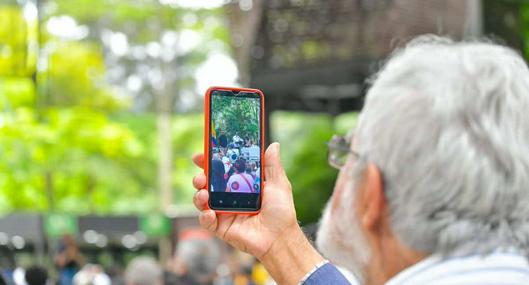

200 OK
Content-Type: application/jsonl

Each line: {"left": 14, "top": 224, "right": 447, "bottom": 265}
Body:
{"left": 272, "top": 142, "right": 280, "bottom": 154}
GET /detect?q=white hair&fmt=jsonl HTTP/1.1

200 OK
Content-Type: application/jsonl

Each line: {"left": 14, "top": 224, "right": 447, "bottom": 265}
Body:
{"left": 317, "top": 173, "right": 371, "bottom": 282}
{"left": 124, "top": 257, "right": 161, "bottom": 285}
{"left": 176, "top": 238, "right": 221, "bottom": 282}
{"left": 355, "top": 35, "right": 529, "bottom": 257}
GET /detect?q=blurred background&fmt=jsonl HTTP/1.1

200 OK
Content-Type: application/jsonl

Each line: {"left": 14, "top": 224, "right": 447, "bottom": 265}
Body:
{"left": 1, "top": 0, "right": 529, "bottom": 284}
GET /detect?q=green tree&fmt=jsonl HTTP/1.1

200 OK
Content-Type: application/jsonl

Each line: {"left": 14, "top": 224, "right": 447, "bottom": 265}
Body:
{"left": 0, "top": 0, "right": 230, "bottom": 215}
{"left": 0, "top": 3, "right": 36, "bottom": 77}
{"left": 212, "top": 95, "right": 260, "bottom": 142}
{"left": 272, "top": 112, "right": 357, "bottom": 225}
{"left": 0, "top": 1, "right": 148, "bottom": 214}
{"left": 45, "top": 41, "right": 124, "bottom": 110}
{"left": 45, "top": 0, "right": 231, "bottom": 211}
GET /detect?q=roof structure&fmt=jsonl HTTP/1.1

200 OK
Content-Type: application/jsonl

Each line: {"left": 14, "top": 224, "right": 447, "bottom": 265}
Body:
{"left": 227, "top": 0, "right": 481, "bottom": 114}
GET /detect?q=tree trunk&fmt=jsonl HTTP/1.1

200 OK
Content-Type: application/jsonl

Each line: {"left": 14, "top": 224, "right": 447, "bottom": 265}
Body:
{"left": 45, "top": 170, "right": 54, "bottom": 211}
{"left": 158, "top": 110, "right": 172, "bottom": 212}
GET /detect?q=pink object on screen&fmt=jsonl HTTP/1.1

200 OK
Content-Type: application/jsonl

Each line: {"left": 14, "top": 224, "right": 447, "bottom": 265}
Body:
{"left": 227, "top": 173, "right": 255, "bottom": 193}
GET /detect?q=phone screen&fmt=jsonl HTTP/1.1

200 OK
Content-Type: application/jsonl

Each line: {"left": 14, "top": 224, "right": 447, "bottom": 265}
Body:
{"left": 208, "top": 89, "right": 262, "bottom": 211}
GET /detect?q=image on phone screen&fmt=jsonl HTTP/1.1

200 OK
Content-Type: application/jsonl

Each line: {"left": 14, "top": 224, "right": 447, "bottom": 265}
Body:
{"left": 208, "top": 89, "right": 262, "bottom": 211}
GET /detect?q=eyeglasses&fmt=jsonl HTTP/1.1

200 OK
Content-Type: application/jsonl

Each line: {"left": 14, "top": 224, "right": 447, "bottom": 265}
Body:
{"left": 326, "top": 134, "right": 359, "bottom": 169}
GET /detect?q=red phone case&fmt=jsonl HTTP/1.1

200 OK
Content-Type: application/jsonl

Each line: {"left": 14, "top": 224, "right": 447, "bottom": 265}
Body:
{"left": 203, "top": 86, "right": 265, "bottom": 214}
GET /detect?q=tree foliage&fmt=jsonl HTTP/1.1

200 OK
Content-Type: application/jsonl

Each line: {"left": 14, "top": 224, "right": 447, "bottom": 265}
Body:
{"left": 0, "top": 1, "right": 225, "bottom": 215}
{"left": 212, "top": 95, "right": 260, "bottom": 142}
{"left": 272, "top": 112, "right": 357, "bottom": 225}
{"left": 0, "top": 4, "right": 36, "bottom": 77}
{"left": 0, "top": 0, "right": 356, "bottom": 223}
{"left": 46, "top": 42, "right": 124, "bottom": 110}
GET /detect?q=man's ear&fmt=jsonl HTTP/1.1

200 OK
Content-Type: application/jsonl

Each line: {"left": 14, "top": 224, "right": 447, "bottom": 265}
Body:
{"left": 359, "top": 163, "right": 386, "bottom": 231}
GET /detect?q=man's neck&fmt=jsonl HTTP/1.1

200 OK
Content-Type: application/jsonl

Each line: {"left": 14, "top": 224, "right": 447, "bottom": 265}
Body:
{"left": 365, "top": 237, "right": 427, "bottom": 285}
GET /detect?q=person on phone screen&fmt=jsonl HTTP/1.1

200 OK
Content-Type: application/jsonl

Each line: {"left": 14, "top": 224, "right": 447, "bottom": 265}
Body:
{"left": 233, "top": 133, "right": 244, "bottom": 147}
{"left": 218, "top": 131, "right": 228, "bottom": 151}
{"left": 211, "top": 154, "right": 227, "bottom": 192}
{"left": 226, "top": 159, "right": 255, "bottom": 193}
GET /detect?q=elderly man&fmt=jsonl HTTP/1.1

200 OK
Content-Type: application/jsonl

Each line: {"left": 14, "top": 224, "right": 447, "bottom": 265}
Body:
{"left": 171, "top": 233, "right": 221, "bottom": 285}
{"left": 191, "top": 36, "right": 529, "bottom": 284}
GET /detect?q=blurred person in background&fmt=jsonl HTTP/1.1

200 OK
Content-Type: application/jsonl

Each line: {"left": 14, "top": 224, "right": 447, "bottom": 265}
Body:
{"left": 24, "top": 266, "right": 48, "bottom": 285}
{"left": 192, "top": 36, "right": 529, "bottom": 284}
{"left": 167, "top": 230, "right": 220, "bottom": 285}
{"left": 73, "top": 264, "right": 110, "bottom": 285}
{"left": 226, "top": 251, "right": 256, "bottom": 285}
{"left": 250, "top": 260, "right": 273, "bottom": 285}
{"left": 0, "top": 246, "right": 16, "bottom": 285}
{"left": 125, "top": 257, "right": 162, "bottom": 285}
{"left": 106, "top": 265, "right": 125, "bottom": 285}
{"left": 55, "top": 235, "right": 84, "bottom": 285}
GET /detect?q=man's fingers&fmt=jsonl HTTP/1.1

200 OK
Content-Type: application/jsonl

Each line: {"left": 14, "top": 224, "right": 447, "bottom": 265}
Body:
{"left": 192, "top": 153, "right": 205, "bottom": 169}
{"left": 193, "top": 173, "right": 207, "bottom": 190}
{"left": 193, "top": 189, "right": 209, "bottom": 211}
{"left": 199, "top": 210, "right": 218, "bottom": 232}
{"left": 264, "top": 142, "right": 289, "bottom": 187}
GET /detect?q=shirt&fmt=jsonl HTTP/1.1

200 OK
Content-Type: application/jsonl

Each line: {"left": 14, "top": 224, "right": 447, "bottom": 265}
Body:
{"left": 227, "top": 173, "right": 255, "bottom": 193}
{"left": 302, "top": 250, "right": 529, "bottom": 285}
{"left": 222, "top": 156, "right": 231, "bottom": 173}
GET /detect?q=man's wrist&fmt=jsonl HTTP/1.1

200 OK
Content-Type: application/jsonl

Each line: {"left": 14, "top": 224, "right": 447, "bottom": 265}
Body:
{"left": 259, "top": 225, "right": 324, "bottom": 285}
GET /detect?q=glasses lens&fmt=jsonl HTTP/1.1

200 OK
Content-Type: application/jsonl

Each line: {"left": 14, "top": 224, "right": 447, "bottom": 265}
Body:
{"left": 328, "top": 149, "right": 348, "bottom": 168}
{"left": 327, "top": 135, "right": 350, "bottom": 169}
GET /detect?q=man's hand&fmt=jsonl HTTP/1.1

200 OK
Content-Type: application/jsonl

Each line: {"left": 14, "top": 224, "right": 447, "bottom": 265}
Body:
{"left": 192, "top": 143, "right": 324, "bottom": 284}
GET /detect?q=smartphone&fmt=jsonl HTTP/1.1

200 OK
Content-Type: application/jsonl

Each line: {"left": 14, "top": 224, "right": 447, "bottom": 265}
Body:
{"left": 204, "top": 86, "right": 264, "bottom": 213}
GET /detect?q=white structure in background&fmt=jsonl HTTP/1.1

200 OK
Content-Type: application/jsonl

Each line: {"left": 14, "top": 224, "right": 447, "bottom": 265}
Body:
{"left": 46, "top": 15, "right": 89, "bottom": 40}
{"left": 195, "top": 52, "right": 239, "bottom": 95}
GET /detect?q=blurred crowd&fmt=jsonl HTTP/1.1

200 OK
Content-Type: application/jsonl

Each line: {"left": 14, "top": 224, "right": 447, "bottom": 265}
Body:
{"left": 0, "top": 231, "right": 274, "bottom": 285}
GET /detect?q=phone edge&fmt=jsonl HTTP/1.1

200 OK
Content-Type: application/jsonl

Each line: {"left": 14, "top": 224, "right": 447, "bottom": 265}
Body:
{"left": 203, "top": 86, "right": 265, "bottom": 215}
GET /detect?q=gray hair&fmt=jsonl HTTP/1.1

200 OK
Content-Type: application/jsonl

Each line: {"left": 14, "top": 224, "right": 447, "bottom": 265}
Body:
{"left": 176, "top": 238, "right": 221, "bottom": 282}
{"left": 355, "top": 35, "right": 529, "bottom": 257}
{"left": 124, "top": 256, "right": 161, "bottom": 285}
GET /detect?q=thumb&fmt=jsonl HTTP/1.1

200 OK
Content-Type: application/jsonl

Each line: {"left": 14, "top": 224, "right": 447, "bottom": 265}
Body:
{"left": 264, "top": 142, "right": 289, "bottom": 186}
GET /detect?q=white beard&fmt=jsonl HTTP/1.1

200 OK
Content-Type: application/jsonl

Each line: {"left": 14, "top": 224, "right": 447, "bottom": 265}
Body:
{"left": 316, "top": 179, "right": 371, "bottom": 283}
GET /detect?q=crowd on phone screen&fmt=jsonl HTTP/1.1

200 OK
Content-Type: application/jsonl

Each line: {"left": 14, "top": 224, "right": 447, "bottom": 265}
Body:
{"left": 211, "top": 131, "right": 260, "bottom": 193}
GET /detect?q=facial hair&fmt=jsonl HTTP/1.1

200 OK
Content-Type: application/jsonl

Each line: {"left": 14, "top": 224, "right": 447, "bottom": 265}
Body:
{"left": 316, "top": 178, "right": 371, "bottom": 283}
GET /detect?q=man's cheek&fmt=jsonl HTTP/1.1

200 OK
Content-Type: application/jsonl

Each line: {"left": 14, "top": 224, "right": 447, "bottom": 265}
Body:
{"left": 331, "top": 165, "right": 354, "bottom": 212}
